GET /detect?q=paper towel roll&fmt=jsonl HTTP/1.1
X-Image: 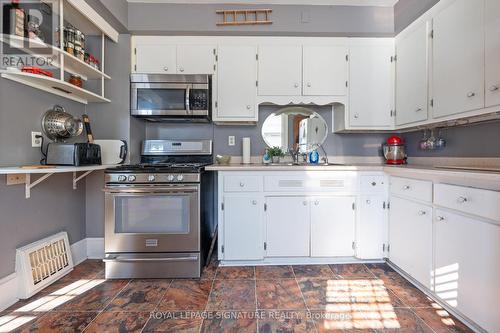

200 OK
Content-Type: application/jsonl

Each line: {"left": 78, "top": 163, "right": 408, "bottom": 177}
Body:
{"left": 242, "top": 137, "right": 251, "bottom": 164}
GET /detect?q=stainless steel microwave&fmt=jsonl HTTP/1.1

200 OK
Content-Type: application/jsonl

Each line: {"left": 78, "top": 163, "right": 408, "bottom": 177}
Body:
{"left": 130, "top": 74, "right": 211, "bottom": 122}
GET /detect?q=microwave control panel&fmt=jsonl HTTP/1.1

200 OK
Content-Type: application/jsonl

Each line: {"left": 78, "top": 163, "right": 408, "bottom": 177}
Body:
{"left": 190, "top": 89, "right": 209, "bottom": 110}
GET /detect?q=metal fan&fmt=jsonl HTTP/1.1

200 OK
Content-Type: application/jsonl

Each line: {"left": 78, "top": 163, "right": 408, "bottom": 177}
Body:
{"left": 41, "top": 105, "right": 83, "bottom": 142}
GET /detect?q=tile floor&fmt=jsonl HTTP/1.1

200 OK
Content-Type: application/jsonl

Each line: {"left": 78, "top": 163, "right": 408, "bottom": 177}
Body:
{"left": 0, "top": 258, "right": 473, "bottom": 333}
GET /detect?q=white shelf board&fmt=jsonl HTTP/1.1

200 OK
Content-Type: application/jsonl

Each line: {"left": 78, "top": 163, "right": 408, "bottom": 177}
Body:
{"left": 0, "top": 71, "right": 110, "bottom": 104}
{"left": 0, "top": 164, "right": 112, "bottom": 175}
{"left": 0, "top": 34, "right": 110, "bottom": 80}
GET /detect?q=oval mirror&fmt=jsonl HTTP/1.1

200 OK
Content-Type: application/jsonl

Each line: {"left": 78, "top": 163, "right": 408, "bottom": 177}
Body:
{"left": 261, "top": 107, "right": 328, "bottom": 153}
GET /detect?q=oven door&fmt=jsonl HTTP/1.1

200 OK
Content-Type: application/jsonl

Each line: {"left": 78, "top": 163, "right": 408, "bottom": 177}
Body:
{"left": 104, "top": 185, "right": 200, "bottom": 253}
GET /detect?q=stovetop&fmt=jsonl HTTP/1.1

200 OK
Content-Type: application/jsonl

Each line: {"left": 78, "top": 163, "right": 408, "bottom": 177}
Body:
{"left": 107, "top": 163, "right": 210, "bottom": 174}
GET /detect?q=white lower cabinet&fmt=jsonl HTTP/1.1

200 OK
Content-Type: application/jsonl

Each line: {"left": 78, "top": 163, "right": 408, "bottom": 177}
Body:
{"left": 265, "top": 196, "right": 310, "bottom": 257}
{"left": 389, "top": 196, "right": 433, "bottom": 289}
{"left": 356, "top": 196, "right": 388, "bottom": 259}
{"left": 434, "top": 209, "right": 500, "bottom": 333}
{"left": 222, "top": 195, "right": 264, "bottom": 260}
{"left": 311, "top": 196, "right": 355, "bottom": 257}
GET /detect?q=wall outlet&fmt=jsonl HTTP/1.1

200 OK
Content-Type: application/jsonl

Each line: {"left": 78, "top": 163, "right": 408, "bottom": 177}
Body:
{"left": 7, "top": 174, "right": 26, "bottom": 185}
{"left": 31, "top": 132, "right": 42, "bottom": 148}
{"left": 228, "top": 136, "right": 235, "bottom": 146}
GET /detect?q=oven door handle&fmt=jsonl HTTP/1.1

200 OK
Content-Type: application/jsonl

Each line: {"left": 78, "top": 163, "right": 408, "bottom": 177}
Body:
{"left": 104, "top": 186, "right": 199, "bottom": 194}
{"left": 103, "top": 255, "right": 198, "bottom": 263}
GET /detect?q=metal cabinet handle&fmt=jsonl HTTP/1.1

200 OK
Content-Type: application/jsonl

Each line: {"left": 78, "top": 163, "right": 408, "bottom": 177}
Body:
{"left": 467, "top": 92, "right": 476, "bottom": 98}
{"left": 163, "top": 67, "right": 169, "bottom": 71}
{"left": 489, "top": 85, "right": 498, "bottom": 92}
{"left": 436, "top": 216, "right": 445, "bottom": 221}
{"left": 303, "top": 201, "right": 308, "bottom": 206}
{"left": 366, "top": 200, "right": 371, "bottom": 204}
{"left": 239, "top": 182, "right": 245, "bottom": 187}
{"left": 457, "top": 196, "right": 468, "bottom": 204}
{"left": 246, "top": 105, "right": 251, "bottom": 110}
{"left": 252, "top": 200, "right": 257, "bottom": 205}
{"left": 314, "top": 200, "right": 319, "bottom": 206}
{"left": 354, "top": 114, "right": 359, "bottom": 119}
{"left": 371, "top": 182, "right": 377, "bottom": 186}
{"left": 179, "top": 67, "right": 184, "bottom": 72}
{"left": 403, "top": 185, "right": 411, "bottom": 190}
{"left": 415, "top": 108, "right": 423, "bottom": 112}
{"left": 294, "top": 83, "right": 299, "bottom": 88}
{"left": 418, "top": 210, "right": 427, "bottom": 216}
{"left": 307, "top": 82, "right": 311, "bottom": 87}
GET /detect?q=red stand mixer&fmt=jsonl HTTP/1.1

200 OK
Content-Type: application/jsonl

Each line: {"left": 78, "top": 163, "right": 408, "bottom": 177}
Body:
{"left": 383, "top": 136, "right": 407, "bottom": 165}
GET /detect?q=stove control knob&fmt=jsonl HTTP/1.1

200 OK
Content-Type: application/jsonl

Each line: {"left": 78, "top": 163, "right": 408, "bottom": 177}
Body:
{"left": 117, "top": 175, "right": 127, "bottom": 182}
{"left": 147, "top": 175, "right": 156, "bottom": 182}
{"left": 128, "top": 175, "right": 136, "bottom": 182}
{"left": 177, "top": 174, "right": 184, "bottom": 181}
{"left": 167, "top": 175, "right": 175, "bottom": 181}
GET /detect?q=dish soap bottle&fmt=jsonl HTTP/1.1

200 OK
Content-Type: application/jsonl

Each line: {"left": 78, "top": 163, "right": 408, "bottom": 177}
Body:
{"left": 309, "top": 149, "right": 319, "bottom": 164}
{"left": 263, "top": 148, "right": 271, "bottom": 164}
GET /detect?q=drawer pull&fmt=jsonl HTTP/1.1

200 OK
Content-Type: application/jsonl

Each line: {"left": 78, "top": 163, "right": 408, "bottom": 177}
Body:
{"left": 239, "top": 182, "right": 245, "bottom": 187}
{"left": 252, "top": 200, "right": 257, "bottom": 205}
{"left": 457, "top": 196, "right": 468, "bottom": 204}
{"left": 403, "top": 185, "right": 411, "bottom": 190}
{"left": 314, "top": 200, "right": 319, "bottom": 206}
{"left": 467, "top": 92, "right": 476, "bottom": 98}
{"left": 436, "top": 216, "right": 445, "bottom": 221}
{"left": 418, "top": 210, "right": 427, "bottom": 216}
{"left": 371, "top": 182, "right": 377, "bottom": 186}
{"left": 303, "top": 201, "right": 308, "bottom": 206}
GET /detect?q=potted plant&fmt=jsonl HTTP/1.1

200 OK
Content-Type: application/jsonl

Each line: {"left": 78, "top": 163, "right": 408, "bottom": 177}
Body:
{"left": 268, "top": 146, "right": 284, "bottom": 163}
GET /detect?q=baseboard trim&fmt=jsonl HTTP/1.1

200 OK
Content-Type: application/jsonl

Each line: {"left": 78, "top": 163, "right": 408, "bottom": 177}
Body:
{"left": 86, "top": 238, "right": 104, "bottom": 259}
{"left": 71, "top": 238, "right": 87, "bottom": 266}
{"left": 0, "top": 272, "right": 18, "bottom": 312}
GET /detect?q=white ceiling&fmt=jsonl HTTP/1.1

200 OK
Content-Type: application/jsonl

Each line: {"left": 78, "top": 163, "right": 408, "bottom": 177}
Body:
{"left": 126, "top": 0, "right": 399, "bottom": 7}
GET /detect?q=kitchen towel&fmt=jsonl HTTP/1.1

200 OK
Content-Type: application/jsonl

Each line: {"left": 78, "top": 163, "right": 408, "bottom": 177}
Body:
{"left": 242, "top": 137, "right": 251, "bottom": 164}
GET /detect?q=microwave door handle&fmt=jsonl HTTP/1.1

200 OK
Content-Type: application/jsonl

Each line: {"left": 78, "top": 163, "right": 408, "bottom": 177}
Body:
{"left": 185, "top": 86, "right": 191, "bottom": 114}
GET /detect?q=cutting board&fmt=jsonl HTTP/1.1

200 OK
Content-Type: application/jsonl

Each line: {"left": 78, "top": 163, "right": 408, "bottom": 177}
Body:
{"left": 94, "top": 140, "right": 127, "bottom": 165}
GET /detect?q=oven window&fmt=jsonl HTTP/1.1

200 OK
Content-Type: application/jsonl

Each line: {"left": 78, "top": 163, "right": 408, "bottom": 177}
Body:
{"left": 136, "top": 88, "right": 186, "bottom": 110}
{"left": 115, "top": 195, "right": 190, "bottom": 234}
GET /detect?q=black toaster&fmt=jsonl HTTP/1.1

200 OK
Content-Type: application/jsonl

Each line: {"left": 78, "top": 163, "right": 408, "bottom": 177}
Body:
{"left": 46, "top": 143, "right": 102, "bottom": 166}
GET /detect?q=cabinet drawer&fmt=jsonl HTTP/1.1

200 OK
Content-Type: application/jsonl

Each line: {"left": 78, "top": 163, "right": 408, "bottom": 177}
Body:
{"left": 390, "top": 177, "right": 432, "bottom": 202}
{"left": 224, "top": 176, "right": 263, "bottom": 192}
{"left": 434, "top": 184, "right": 500, "bottom": 222}
{"left": 360, "top": 175, "right": 387, "bottom": 193}
{"left": 264, "top": 172, "right": 357, "bottom": 192}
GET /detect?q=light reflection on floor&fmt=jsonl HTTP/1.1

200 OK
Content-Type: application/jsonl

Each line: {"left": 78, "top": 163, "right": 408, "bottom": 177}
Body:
{"left": 0, "top": 279, "right": 104, "bottom": 332}
{"left": 321, "top": 279, "right": 401, "bottom": 330}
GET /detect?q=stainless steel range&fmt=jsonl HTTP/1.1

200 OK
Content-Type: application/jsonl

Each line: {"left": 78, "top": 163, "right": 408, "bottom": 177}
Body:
{"left": 104, "top": 140, "right": 214, "bottom": 279}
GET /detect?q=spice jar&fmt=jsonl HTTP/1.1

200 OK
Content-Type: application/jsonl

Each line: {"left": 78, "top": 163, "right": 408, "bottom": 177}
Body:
{"left": 64, "top": 26, "right": 75, "bottom": 54}
{"left": 68, "top": 75, "right": 82, "bottom": 88}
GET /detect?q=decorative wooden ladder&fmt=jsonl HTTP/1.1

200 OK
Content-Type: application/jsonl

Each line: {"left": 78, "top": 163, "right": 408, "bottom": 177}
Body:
{"left": 216, "top": 9, "right": 272, "bottom": 26}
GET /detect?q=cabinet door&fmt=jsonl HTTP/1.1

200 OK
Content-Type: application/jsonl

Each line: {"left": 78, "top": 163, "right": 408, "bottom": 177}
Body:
{"left": 433, "top": 0, "right": 485, "bottom": 118}
{"left": 135, "top": 43, "right": 176, "bottom": 74}
{"left": 389, "top": 196, "right": 432, "bottom": 288}
{"left": 349, "top": 44, "right": 394, "bottom": 128}
{"left": 396, "top": 22, "right": 429, "bottom": 125}
{"left": 223, "top": 195, "right": 263, "bottom": 260}
{"left": 434, "top": 210, "right": 500, "bottom": 333}
{"left": 258, "top": 45, "right": 302, "bottom": 96}
{"left": 485, "top": 0, "right": 500, "bottom": 107}
{"left": 356, "top": 196, "right": 388, "bottom": 260}
{"left": 303, "top": 46, "right": 348, "bottom": 96}
{"left": 216, "top": 45, "right": 257, "bottom": 121}
{"left": 176, "top": 45, "right": 216, "bottom": 74}
{"left": 311, "top": 196, "right": 355, "bottom": 257}
{"left": 265, "top": 196, "right": 309, "bottom": 257}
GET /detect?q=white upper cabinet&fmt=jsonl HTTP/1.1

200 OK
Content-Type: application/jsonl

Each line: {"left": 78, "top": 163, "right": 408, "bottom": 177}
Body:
{"left": 176, "top": 45, "right": 215, "bottom": 74}
{"left": 395, "top": 22, "right": 430, "bottom": 126}
{"left": 485, "top": 0, "right": 500, "bottom": 107}
{"left": 348, "top": 41, "right": 394, "bottom": 128}
{"left": 258, "top": 45, "right": 302, "bottom": 96}
{"left": 432, "top": 0, "right": 485, "bottom": 118}
{"left": 303, "top": 46, "right": 348, "bottom": 96}
{"left": 310, "top": 196, "right": 355, "bottom": 257}
{"left": 135, "top": 42, "right": 176, "bottom": 74}
{"left": 215, "top": 45, "right": 258, "bottom": 122}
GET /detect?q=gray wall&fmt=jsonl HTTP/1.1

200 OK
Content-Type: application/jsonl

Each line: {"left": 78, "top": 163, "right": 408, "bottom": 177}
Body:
{"left": 128, "top": 3, "right": 394, "bottom": 37}
{"left": 394, "top": 0, "right": 439, "bottom": 33}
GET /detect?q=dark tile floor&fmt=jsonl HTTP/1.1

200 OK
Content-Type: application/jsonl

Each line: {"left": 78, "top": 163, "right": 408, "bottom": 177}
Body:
{"left": 0, "top": 258, "right": 473, "bottom": 333}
